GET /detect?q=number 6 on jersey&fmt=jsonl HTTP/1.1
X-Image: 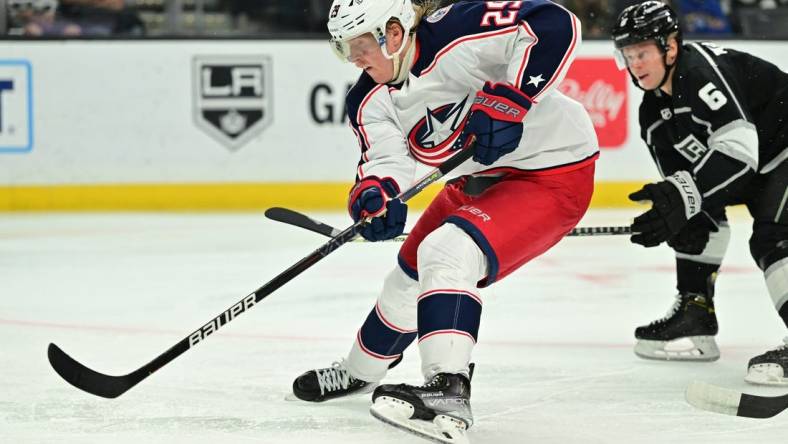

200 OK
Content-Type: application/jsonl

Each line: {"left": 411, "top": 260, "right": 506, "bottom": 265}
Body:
{"left": 698, "top": 82, "right": 727, "bottom": 111}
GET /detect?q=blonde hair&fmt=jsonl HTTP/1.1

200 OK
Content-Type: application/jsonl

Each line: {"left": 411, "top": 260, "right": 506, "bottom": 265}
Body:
{"left": 386, "top": 0, "right": 442, "bottom": 35}
{"left": 413, "top": 0, "right": 441, "bottom": 26}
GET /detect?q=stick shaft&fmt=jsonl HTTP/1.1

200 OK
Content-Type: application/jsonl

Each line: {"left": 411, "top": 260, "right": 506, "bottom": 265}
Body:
{"left": 49, "top": 148, "right": 476, "bottom": 398}
{"left": 265, "top": 208, "right": 632, "bottom": 242}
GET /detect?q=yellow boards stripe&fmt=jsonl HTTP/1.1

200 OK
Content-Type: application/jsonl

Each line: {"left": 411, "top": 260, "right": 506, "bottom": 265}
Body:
{"left": 0, "top": 182, "right": 645, "bottom": 211}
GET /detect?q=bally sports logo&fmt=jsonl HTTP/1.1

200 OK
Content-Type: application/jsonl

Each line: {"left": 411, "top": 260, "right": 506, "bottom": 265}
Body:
{"left": 558, "top": 58, "right": 628, "bottom": 149}
{"left": 192, "top": 55, "right": 272, "bottom": 151}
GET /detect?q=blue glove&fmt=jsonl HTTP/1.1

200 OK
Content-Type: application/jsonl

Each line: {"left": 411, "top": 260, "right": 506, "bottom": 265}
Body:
{"left": 456, "top": 81, "right": 533, "bottom": 165}
{"left": 348, "top": 176, "right": 408, "bottom": 242}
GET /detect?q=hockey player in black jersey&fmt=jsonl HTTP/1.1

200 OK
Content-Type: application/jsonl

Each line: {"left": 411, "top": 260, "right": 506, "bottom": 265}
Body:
{"left": 612, "top": 1, "right": 788, "bottom": 385}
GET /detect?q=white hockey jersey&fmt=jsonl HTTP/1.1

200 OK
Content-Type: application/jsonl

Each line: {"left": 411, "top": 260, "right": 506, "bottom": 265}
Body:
{"left": 346, "top": 0, "right": 599, "bottom": 189}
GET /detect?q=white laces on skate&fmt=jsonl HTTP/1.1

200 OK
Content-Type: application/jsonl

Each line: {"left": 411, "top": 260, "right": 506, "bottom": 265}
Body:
{"left": 316, "top": 361, "right": 355, "bottom": 396}
{"left": 649, "top": 293, "right": 684, "bottom": 326}
{"left": 421, "top": 373, "right": 450, "bottom": 389}
{"left": 770, "top": 336, "right": 788, "bottom": 352}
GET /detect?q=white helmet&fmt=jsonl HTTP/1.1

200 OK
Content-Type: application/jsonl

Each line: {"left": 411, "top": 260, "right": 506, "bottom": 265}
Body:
{"left": 327, "top": 0, "right": 415, "bottom": 62}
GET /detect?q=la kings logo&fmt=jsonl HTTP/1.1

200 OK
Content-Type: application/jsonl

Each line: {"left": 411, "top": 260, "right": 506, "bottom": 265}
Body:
{"left": 673, "top": 134, "right": 708, "bottom": 162}
{"left": 193, "top": 55, "right": 272, "bottom": 151}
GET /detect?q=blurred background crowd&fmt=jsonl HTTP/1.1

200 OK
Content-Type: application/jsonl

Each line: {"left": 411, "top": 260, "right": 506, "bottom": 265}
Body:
{"left": 1, "top": 0, "right": 787, "bottom": 38}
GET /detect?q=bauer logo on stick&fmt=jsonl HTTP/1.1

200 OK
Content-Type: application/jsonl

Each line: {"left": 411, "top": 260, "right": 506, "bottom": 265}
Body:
{"left": 192, "top": 55, "right": 273, "bottom": 151}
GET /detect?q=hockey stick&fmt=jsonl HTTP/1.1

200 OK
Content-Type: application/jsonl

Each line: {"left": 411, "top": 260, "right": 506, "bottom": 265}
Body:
{"left": 685, "top": 381, "right": 788, "bottom": 418}
{"left": 47, "top": 145, "right": 476, "bottom": 399}
{"left": 264, "top": 207, "right": 633, "bottom": 241}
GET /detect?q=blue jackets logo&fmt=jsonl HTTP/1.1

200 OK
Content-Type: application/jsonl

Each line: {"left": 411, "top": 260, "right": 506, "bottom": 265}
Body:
{"left": 192, "top": 55, "right": 272, "bottom": 151}
{"left": 0, "top": 60, "right": 33, "bottom": 153}
{"left": 406, "top": 95, "right": 470, "bottom": 166}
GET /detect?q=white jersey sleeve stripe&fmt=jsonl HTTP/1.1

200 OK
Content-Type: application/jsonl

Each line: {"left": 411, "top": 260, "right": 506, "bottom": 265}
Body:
{"left": 690, "top": 42, "right": 747, "bottom": 120}
{"left": 702, "top": 164, "right": 751, "bottom": 198}
{"left": 355, "top": 83, "right": 388, "bottom": 154}
{"left": 513, "top": 21, "right": 539, "bottom": 90}
{"left": 419, "top": 26, "right": 520, "bottom": 77}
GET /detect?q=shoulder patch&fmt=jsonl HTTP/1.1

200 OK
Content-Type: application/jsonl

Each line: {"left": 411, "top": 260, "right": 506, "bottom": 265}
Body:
{"left": 426, "top": 4, "right": 453, "bottom": 23}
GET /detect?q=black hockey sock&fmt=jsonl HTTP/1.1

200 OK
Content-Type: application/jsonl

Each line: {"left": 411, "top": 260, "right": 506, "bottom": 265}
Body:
{"left": 676, "top": 258, "right": 720, "bottom": 296}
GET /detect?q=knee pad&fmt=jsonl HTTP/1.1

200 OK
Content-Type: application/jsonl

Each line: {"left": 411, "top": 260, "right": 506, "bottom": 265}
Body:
{"left": 377, "top": 266, "right": 420, "bottom": 330}
{"left": 415, "top": 224, "right": 486, "bottom": 378}
{"left": 676, "top": 221, "right": 730, "bottom": 265}
{"left": 766, "top": 256, "right": 788, "bottom": 316}
{"left": 416, "top": 223, "right": 487, "bottom": 290}
{"left": 750, "top": 222, "right": 788, "bottom": 314}
{"left": 750, "top": 222, "right": 788, "bottom": 270}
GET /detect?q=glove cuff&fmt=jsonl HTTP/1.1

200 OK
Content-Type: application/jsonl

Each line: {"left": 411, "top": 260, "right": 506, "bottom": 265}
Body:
{"left": 347, "top": 176, "right": 400, "bottom": 218}
{"left": 471, "top": 82, "right": 532, "bottom": 123}
{"left": 665, "top": 171, "right": 702, "bottom": 220}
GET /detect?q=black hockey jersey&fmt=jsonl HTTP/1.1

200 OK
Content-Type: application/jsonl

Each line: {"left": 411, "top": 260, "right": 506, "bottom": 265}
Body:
{"left": 638, "top": 42, "right": 788, "bottom": 210}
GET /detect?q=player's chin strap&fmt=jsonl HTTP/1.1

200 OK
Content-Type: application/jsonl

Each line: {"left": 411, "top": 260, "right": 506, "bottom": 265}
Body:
{"left": 630, "top": 47, "right": 679, "bottom": 92}
{"left": 656, "top": 49, "right": 678, "bottom": 90}
{"left": 390, "top": 33, "right": 417, "bottom": 84}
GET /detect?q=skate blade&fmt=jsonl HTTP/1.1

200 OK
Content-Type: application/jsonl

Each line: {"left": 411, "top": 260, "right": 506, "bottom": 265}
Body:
{"left": 634, "top": 336, "right": 720, "bottom": 362}
{"left": 370, "top": 397, "right": 470, "bottom": 444}
{"left": 744, "top": 364, "right": 788, "bottom": 386}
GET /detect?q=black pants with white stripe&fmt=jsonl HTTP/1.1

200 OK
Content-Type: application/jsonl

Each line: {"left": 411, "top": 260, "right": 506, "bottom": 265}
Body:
{"left": 675, "top": 158, "right": 788, "bottom": 327}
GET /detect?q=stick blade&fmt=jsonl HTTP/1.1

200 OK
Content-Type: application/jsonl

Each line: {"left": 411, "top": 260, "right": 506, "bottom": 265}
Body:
{"left": 738, "top": 392, "right": 788, "bottom": 419}
{"left": 686, "top": 380, "right": 788, "bottom": 418}
{"left": 48, "top": 343, "right": 134, "bottom": 399}
{"left": 264, "top": 207, "right": 338, "bottom": 237}
{"left": 685, "top": 381, "right": 742, "bottom": 416}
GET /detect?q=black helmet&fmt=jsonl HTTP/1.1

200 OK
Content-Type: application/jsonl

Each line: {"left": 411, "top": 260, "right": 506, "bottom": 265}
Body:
{"left": 612, "top": 1, "right": 680, "bottom": 53}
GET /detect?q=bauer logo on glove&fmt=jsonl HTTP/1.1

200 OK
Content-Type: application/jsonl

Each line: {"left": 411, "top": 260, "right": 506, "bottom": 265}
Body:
{"left": 455, "top": 81, "right": 533, "bottom": 165}
{"left": 629, "top": 171, "right": 703, "bottom": 248}
{"left": 472, "top": 93, "right": 527, "bottom": 121}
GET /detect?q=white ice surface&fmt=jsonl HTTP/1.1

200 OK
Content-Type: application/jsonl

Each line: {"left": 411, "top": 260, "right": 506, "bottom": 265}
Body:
{"left": 1, "top": 209, "right": 786, "bottom": 444}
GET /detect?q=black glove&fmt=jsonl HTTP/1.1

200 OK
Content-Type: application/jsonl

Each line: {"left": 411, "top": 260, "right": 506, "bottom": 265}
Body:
{"left": 629, "top": 171, "right": 702, "bottom": 248}
{"left": 667, "top": 212, "right": 720, "bottom": 255}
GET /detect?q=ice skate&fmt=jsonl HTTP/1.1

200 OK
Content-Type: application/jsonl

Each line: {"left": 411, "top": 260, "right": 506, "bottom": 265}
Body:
{"left": 290, "top": 360, "right": 375, "bottom": 402}
{"left": 744, "top": 337, "right": 788, "bottom": 386}
{"left": 290, "top": 355, "right": 403, "bottom": 402}
{"left": 369, "top": 372, "right": 472, "bottom": 444}
{"left": 634, "top": 292, "right": 720, "bottom": 361}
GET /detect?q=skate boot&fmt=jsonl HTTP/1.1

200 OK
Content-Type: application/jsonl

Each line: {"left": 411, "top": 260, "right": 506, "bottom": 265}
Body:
{"left": 291, "top": 360, "right": 374, "bottom": 402}
{"left": 634, "top": 292, "right": 720, "bottom": 361}
{"left": 745, "top": 337, "right": 788, "bottom": 386}
{"left": 370, "top": 373, "right": 472, "bottom": 444}
{"left": 291, "top": 355, "right": 402, "bottom": 402}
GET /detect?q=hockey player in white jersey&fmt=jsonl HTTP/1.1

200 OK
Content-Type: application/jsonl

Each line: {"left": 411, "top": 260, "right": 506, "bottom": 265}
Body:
{"left": 292, "top": 1, "right": 599, "bottom": 442}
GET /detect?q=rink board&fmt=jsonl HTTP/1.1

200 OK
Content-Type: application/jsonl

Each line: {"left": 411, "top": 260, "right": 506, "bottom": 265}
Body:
{"left": 0, "top": 40, "right": 786, "bottom": 210}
